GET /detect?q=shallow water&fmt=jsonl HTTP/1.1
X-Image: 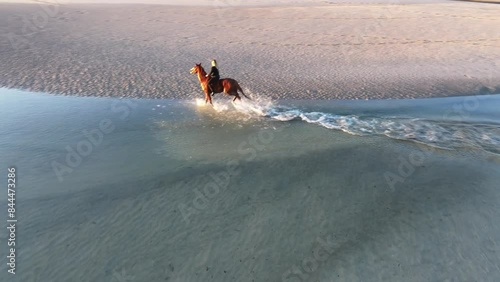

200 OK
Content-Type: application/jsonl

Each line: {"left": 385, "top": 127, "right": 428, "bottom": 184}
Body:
{"left": 1, "top": 88, "right": 500, "bottom": 282}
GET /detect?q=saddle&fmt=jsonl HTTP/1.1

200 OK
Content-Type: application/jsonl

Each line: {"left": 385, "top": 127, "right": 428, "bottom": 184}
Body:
{"left": 209, "top": 78, "right": 224, "bottom": 93}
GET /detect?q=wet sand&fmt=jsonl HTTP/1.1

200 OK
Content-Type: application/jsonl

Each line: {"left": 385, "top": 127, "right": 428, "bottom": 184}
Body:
{"left": 0, "top": 0, "right": 499, "bottom": 99}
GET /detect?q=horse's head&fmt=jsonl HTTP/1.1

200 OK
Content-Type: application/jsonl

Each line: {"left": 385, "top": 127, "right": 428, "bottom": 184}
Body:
{"left": 190, "top": 63, "right": 202, "bottom": 74}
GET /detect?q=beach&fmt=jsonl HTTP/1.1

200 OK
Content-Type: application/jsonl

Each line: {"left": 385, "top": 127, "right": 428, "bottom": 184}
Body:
{"left": 1, "top": 1, "right": 500, "bottom": 282}
{"left": 1, "top": 0, "right": 499, "bottom": 99}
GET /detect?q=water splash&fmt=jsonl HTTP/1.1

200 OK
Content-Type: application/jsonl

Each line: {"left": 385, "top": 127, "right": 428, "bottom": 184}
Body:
{"left": 193, "top": 92, "right": 500, "bottom": 155}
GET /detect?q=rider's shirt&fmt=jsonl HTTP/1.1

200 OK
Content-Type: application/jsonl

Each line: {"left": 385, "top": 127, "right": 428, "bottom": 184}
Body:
{"left": 208, "top": 67, "right": 220, "bottom": 80}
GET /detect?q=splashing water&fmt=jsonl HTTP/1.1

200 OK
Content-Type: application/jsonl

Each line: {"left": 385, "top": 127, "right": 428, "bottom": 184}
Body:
{"left": 193, "top": 92, "right": 500, "bottom": 155}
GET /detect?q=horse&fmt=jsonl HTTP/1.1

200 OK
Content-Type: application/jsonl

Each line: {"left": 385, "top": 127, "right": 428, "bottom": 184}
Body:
{"left": 190, "top": 63, "right": 250, "bottom": 106}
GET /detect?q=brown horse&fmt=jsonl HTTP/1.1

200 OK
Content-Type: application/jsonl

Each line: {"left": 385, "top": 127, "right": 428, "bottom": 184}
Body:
{"left": 190, "top": 63, "right": 250, "bottom": 105}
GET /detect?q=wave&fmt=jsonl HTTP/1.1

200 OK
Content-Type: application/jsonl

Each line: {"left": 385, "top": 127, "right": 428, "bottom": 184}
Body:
{"left": 193, "top": 93, "right": 500, "bottom": 155}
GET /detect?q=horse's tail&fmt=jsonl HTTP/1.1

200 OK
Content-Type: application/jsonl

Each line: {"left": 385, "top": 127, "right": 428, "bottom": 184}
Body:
{"left": 237, "top": 84, "right": 251, "bottom": 100}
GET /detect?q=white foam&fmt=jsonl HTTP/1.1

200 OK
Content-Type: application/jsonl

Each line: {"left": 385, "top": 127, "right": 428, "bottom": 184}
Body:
{"left": 193, "top": 94, "right": 500, "bottom": 155}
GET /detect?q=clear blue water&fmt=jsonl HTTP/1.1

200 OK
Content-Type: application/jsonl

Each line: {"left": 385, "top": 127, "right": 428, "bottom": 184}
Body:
{"left": 1, "top": 88, "right": 500, "bottom": 282}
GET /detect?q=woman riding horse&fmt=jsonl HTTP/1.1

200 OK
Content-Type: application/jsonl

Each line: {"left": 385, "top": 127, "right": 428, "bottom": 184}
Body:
{"left": 190, "top": 61, "right": 250, "bottom": 106}
{"left": 206, "top": 59, "right": 220, "bottom": 96}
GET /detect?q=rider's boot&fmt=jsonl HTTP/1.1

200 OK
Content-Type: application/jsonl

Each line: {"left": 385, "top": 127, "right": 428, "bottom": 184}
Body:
{"left": 208, "top": 84, "right": 214, "bottom": 96}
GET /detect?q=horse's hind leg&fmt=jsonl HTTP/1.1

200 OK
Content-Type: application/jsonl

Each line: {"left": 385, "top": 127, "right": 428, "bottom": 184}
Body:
{"left": 232, "top": 94, "right": 241, "bottom": 102}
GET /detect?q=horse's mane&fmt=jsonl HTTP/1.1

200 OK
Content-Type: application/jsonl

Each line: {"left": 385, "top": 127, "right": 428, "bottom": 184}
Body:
{"left": 197, "top": 64, "right": 207, "bottom": 76}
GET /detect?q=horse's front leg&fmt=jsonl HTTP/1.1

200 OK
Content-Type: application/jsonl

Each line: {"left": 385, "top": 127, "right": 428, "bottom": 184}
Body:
{"left": 205, "top": 92, "right": 213, "bottom": 106}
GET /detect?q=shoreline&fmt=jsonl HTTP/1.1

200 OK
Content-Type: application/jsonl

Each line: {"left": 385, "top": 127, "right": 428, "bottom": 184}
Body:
{"left": 1, "top": 1, "right": 499, "bottom": 100}
{"left": 2, "top": 85, "right": 499, "bottom": 101}
{"left": 3, "top": 86, "right": 499, "bottom": 103}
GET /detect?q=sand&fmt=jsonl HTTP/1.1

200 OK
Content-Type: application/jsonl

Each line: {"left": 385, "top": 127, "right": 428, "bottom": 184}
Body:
{"left": 0, "top": 0, "right": 499, "bottom": 99}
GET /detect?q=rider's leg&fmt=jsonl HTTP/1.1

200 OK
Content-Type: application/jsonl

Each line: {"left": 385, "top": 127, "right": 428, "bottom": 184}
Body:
{"left": 208, "top": 78, "right": 214, "bottom": 95}
{"left": 213, "top": 79, "right": 220, "bottom": 96}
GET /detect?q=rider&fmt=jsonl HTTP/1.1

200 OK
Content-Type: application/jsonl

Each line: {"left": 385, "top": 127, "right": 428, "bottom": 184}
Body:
{"left": 206, "top": 59, "right": 220, "bottom": 96}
